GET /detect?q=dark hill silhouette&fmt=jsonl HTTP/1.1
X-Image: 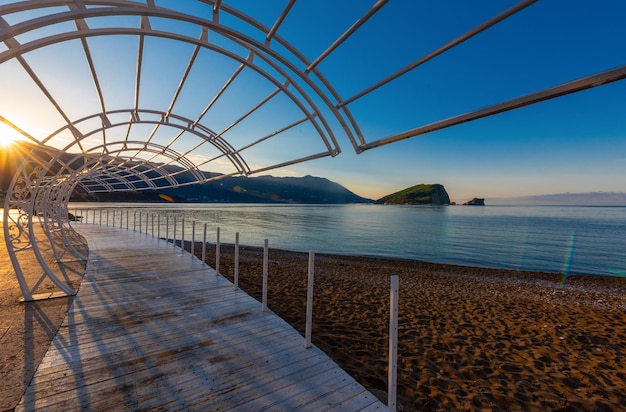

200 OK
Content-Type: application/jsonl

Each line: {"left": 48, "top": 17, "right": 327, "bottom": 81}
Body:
{"left": 92, "top": 175, "right": 373, "bottom": 204}
{"left": 0, "top": 142, "right": 372, "bottom": 204}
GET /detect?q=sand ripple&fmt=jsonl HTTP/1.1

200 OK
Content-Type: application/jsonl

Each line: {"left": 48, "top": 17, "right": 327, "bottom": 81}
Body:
{"left": 204, "top": 244, "right": 626, "bottom": 411}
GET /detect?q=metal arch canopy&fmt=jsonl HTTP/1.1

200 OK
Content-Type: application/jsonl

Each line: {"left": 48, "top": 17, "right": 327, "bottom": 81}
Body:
{"left": 1, "top": 0, "right": 625, "bottom": 300}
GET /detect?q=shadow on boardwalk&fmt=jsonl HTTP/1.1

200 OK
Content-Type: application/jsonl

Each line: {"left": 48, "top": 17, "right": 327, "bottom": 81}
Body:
{"left": 0, "top": 226, "right": 87, "bottom": 411}
{"left": 13, "top": 226, "right": 385, "bottom": 411}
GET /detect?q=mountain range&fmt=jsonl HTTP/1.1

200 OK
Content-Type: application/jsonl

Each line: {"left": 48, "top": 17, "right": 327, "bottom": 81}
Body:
{"left": 490, "top": 192, "right": 626, "bottom": 206}
{"left": 0, "top": 141, "right": 371, "bottom": 204}
{"left": 84, "top": 174, "right": 373, "bottom": 204}
{"left": 2, "top": 142, "right": 625, "bottom": 205}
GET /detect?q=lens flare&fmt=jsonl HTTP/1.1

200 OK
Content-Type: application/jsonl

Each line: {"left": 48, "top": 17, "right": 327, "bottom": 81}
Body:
{"left": 560, "top": 231, "right": 576, "bottom": 287}
{"left": 159, "top": 194, "right": 175, "bottom": 202}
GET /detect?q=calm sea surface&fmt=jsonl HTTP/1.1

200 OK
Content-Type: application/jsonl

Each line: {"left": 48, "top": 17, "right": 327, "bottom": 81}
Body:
{"left": 67, "top": 203, "right": 626, "bottom": 278}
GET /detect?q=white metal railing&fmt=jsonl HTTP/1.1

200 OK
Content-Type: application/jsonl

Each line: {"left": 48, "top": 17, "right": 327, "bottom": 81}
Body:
{"left": 71, "top": 206, "right": 399, "bottom": 411}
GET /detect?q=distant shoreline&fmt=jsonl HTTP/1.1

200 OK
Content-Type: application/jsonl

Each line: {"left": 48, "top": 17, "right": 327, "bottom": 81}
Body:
{"left": 175, "top": 237, "right": 626, "bottom": 284}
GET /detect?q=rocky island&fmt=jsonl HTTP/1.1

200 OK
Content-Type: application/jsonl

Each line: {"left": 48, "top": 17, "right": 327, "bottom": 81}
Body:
{"left": 375, "top": 184, "right": 451, "bottom": 205}
{"left": 463, "top": 197, "right": 485, "bottom": 206}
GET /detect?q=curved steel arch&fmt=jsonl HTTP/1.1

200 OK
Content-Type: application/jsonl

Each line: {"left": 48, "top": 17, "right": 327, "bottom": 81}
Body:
{"left": 2, "top": 0, "right": 625, "bottom": 300}
{"left": 0, "top": 2, "right": 348, "bottom": 157}
{"left": 3, "top": 137, "right": 225, "bottom": 299}
{"left": 61, "top": 109, "right": 251, "bottom": 178}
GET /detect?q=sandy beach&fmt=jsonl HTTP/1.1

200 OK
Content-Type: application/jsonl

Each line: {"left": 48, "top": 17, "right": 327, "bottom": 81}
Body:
{"left": 2, "top": 226, "right": 626, "bottom": 411}
{"left": 199, "top": 242, "right": 626, "bottom": 411}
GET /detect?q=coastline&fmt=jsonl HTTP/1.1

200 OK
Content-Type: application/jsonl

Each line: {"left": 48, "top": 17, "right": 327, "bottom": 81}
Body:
{"left": 2, "top": 225, "right": 626, "bottom": 410}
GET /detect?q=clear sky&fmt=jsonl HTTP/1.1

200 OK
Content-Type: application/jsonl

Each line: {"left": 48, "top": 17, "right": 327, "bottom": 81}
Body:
{"left": 1, "top": 1, "right": 625, "bottom": 203}
{"left": 264, "top": 0, "right": 626, "bottom": 202}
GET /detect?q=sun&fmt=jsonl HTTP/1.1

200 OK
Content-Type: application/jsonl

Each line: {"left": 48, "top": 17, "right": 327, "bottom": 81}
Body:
{"left": 0, "top": 134, "right": 16, "bottom": 147}
{"left": 0, "top": 122, "right": 22, "bottom": 147}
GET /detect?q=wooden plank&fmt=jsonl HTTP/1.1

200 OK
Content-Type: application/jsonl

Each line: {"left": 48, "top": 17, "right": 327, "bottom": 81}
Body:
{"left": 16, "top": 225, "right": 386, "bottom": 411}
{"left": 35, "top": 318, "right": 299, "bottom": 378}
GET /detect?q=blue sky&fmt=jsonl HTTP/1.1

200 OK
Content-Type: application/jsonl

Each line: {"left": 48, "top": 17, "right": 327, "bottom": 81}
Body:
{"left": 286, "top": 1, "right": 626, "bottom": 202}
{"left": 272, "top": 0, "right": 626, "bottom": 202}
{"left": 1, "top": 1, "right": 625, "bottom": 203}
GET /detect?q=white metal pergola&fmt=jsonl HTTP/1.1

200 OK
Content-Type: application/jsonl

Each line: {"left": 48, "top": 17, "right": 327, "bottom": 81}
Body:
{"left": 1, "top": 0, "right": 625, "bottom": 301}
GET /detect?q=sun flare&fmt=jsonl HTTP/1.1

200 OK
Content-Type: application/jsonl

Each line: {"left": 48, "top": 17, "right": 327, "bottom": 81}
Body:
{"left": 0, "top": 123, "right": 22, "bottom": 147}
{"left": 0, "top": 134, "right": 16, "bottom": 147}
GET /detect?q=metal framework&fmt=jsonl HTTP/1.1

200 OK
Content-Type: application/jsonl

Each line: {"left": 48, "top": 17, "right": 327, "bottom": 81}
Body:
{"left": 1, "top": 0, "right": 624, "bottom": 300}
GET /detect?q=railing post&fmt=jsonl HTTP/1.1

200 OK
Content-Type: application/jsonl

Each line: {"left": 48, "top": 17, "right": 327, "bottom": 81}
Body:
{"left": 173, "top": 216, "right": 177, "bottom": 248}
{"left": 191, "top": 221, "right": 196, "bottom": 258}
{"left": 201, "top": 223, "right": 207, "bottom": 266}
{"left": 304, "top": 251, "right": 315, "bottom": 349}
{"left": 133, "top": 211, "right": 136, "bottom": 231}
{"left": 99, "top": 209, "right": 102, "bottom": 225}
{"left": 216, "top": 227, "right": 220, "bottom": 275}
{"left": 106, "top": 209, "right": 109, "bottom": 226}
{"left": 262, "top": 239, "right": 268, "bottom": 312}
{"left": 145, "top": 212, "right": 149, "bottom": 236}
{"left": 234, "top": 232, "right": 239, "bottom": 290}
{"left": 181, "top": 218, "right": 185, "bottom": 252}
{"left": 166, "top": 215, "right": 170, "bottom": 244}
{"left": 388, "top": 275, "right": 399, "bottom": 412}
{"left": 151, "top": 213, "right": 154, "bottom": 237}
{"left": 157, "top": 214, "right": 161, "bottom": 239}
{"left": 112, "top": 210, "right": 115, "bottom": 227}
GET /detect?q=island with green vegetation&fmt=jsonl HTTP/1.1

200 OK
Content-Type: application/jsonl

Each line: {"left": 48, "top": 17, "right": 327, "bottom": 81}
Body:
{"left": 375, "top": 183, "right": 451, "bottom": 205}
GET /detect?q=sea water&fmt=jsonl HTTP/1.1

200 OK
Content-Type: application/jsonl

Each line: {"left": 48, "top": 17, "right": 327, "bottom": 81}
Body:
{"left": 67, "top": 203, "right": 626, "bottom": 277}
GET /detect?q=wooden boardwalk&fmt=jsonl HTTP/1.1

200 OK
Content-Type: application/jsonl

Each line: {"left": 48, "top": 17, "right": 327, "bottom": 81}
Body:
{"left": 16, "top": 225, "right": 385, "bottom": 411}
